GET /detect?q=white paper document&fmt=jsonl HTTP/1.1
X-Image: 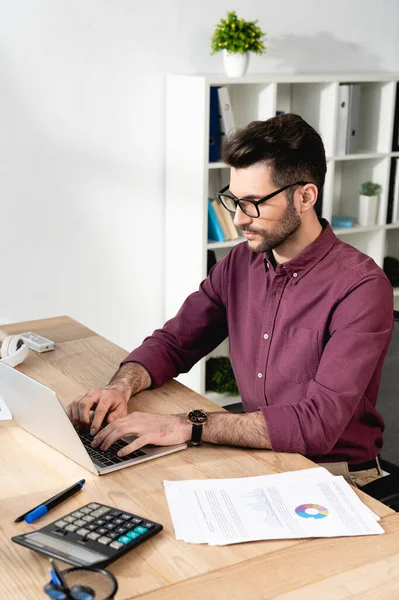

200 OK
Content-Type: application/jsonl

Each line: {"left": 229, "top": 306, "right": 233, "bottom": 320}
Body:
{"left": 0, "top": 395, "right": 12, "bottom": 420}
{"left": 164, "top": 468, "right": 383, "bottom": 545}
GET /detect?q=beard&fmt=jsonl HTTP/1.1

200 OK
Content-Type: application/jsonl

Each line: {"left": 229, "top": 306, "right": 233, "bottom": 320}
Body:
{"left": 242, "top": 201, "right": 301, "bottom": 254}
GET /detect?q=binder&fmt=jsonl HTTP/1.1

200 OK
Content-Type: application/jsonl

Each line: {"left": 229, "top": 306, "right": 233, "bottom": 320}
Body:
{"left": 346, "top": 84, "right": 361, "bottom": 154}
{"left": 393, "top": 158, "right": 399, "bottom": 223}
{"left": 336, "top": 85, "right": 349, "bottom": 155}
{"left": 217, "top": 86, "right": 236, "bottom": 137}
{"left": 392, "top": 83, "right": 399, "bottom": 152}
{"left": 209, "top": 87, "right": 220, "bottom": 162}
{"left": 208, "top": 198, "right": 225, "bottom": 242}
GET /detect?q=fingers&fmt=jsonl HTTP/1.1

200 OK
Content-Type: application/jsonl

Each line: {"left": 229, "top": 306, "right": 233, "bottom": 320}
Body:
{"left": 67, "top": 395, "right": 84, "bottom": 425}
{"left": 79, "top": 388, "right": 101, "bottom": 427}
{"left": 90, "top": 395, "right": 114, "bottom": 435}
{"left": 91, "top": 420, "right": 125, "bottom": 450}
{"left": 118, "top": 435, "right": 150, "bottom": 457}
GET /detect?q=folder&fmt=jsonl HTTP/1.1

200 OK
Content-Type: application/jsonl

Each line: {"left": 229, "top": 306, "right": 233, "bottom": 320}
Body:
{"left": 209, "top": 87, "right": 220, "bottom": 162}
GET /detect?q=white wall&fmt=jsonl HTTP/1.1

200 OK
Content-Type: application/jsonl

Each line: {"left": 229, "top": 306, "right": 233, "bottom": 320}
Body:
{"left": 1, "top": 0, "right": 398, "bottom": 352}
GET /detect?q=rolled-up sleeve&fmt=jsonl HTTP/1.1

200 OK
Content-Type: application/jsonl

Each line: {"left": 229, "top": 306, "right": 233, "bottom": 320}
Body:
{"left": 261, "top": 275, "right": 394, "bottom": 455}
{"left": 122, "top": 260, "right": 229, "bottom": 388}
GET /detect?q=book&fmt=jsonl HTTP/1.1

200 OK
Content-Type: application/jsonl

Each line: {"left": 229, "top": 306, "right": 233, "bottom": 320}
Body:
{"left": 212, "top": 199, "right": 231, "bottom": 239}
{"left": 208, "top": 199, "right": 225, "bottom": 242}
{"left": 212, "top": 199, "right": 238, "bottom": 240}
{"left": 209, "top": 87, "right": 220, "bottom": 162}
{"left": 331, "top": 216, "right": 356, "bottom": 228}
{"left": 217, "top": 86, "right": 236, "bottom": 137}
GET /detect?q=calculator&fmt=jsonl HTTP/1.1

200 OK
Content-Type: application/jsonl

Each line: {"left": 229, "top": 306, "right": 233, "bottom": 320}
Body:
{"left": 11, "top": 502, "right": 163, "bottom": 567}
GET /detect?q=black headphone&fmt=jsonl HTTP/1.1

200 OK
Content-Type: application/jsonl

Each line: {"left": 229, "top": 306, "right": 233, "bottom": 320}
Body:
{"left": 44, "top": 560, "right": 118, "bottom": 600}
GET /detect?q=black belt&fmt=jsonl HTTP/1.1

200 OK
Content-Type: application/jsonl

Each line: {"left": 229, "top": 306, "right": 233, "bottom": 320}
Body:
{"left": 348, "top": 458, "right": 378, "bottom": 472}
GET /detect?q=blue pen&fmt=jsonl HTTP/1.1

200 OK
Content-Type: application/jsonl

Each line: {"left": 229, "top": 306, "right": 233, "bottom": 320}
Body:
{"left": 14, "top": 479, "right": 86, "bottom": 524}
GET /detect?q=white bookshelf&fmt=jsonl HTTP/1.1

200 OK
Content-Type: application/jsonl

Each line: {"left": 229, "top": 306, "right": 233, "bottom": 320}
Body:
{"left": 165, "top": 73, "right": 399, "bottom": 398}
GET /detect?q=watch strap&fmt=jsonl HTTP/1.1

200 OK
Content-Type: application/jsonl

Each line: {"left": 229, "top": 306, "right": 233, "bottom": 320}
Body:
{"left": 190, "top": 424, "right": 203, "bottom": 445}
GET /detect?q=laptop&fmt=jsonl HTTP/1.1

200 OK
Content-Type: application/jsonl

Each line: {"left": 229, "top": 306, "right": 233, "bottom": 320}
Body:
{"left": 0, "top": 362, "right": 187, "bottom": 475}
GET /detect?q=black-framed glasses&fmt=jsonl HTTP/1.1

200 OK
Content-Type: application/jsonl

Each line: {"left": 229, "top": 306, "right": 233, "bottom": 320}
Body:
{"left": 217, "top": 181, "right": 310, "bottom": 218}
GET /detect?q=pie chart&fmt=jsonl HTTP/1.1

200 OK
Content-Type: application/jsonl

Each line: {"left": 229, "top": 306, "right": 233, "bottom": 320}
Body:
{"left": 295, "top": 503, "right": 329, "bottom": 519}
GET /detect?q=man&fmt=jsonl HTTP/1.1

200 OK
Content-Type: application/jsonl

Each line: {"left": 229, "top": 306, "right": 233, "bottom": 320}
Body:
{"left": 68, "top": 114, "right": 394, "bottom": 487}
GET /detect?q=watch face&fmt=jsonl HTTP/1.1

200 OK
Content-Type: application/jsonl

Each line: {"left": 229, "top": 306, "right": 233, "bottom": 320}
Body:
{"left": 188, "top": 409, "right": 207, "bottom": 424}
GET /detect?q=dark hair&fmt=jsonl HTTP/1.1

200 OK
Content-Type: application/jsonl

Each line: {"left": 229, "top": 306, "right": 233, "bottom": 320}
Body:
{"left": 221, "top": 113, "right": 327, "bottom": 194}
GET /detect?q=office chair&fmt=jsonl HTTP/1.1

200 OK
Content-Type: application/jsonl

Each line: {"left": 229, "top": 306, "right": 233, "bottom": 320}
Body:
{"left": 362, "top": 310, "right": 399, "bottom": 509}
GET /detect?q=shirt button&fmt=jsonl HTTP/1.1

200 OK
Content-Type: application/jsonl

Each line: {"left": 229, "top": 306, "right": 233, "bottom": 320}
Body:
{"left": 293, "top": 272, "right": 298, "bottom": 278}
{"left": 257, "top": 373, "right": 263, "bottom": 378}
{"left": 263, "top": 333, "right": 269, "bottom": 340}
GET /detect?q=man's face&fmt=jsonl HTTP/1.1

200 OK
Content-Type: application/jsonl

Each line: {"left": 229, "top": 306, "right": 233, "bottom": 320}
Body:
{"left": 230, "top": 164, "right": 302, "bottom": 254}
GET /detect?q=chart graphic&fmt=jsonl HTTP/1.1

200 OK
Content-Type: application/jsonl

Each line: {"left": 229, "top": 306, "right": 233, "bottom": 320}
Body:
{"left": 295, "top": 503, "right": 329, "bottom": 519}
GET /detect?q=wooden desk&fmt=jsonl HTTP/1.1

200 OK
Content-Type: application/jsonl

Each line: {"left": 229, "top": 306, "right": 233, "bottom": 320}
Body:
{"left": 1, "top": 316, "right": 399, "bottom": 600}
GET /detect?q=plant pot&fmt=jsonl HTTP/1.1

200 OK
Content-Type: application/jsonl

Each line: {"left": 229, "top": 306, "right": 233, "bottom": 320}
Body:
{"left": 358, "top": 194, "right": 379, "bottom": 226}
{"left": 222, "top": 50, "right": 249, "bottom": 78}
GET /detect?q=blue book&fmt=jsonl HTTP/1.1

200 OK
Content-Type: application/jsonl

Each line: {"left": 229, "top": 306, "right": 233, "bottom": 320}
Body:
{"left": 208, "top": 199, "right": 225, "bottom": 242}
{"left": 331, "top": 216, "right": 356, "bottom": 228}
{"left": 209, "top": 87, "right": 220, "bottom": 162}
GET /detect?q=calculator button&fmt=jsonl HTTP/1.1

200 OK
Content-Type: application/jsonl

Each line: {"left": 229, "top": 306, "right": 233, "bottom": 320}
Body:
{"left": 134, "top": 526, "right": 148, "bottom": 535}
{"left": 71, "top": 511, "right": 84, "bottom": 519}
{"left": 131, "top": 517, "right": 142, "bottom": 525}
{"left": 103, "top": 515, "right": 113, "bottom": 522}
{"left": 76, "top": 528, "right": 90, "bottom": 537}
{"left": 110, "top": 541, "right": 124, "bottom": 550}
{"left": 64, "top": 516, "right": 76, "bottom": 523}
{"left": 91, "top": 507, "right": 111, "bottom": 518}
{"left": 87, "top": 524, "right": 97, "bottom": 531}
{"left": 105, "top": 523, "right": 115, "bottom": 531}
{"left": 126, "top": 531, "right": 140, "bottom": 540}
{"left": 65, "top": 524, "right": 79, "bottom": 533}
{"left": 54, "top": 520, "right": 68, "bottom": 529}
{"left": 79, "top": 507, "right": 93, "bottom": 515}
{"left": 113, "top": 519, "right": 124, "bottom": 526}
{"left": 143, "top": 522, "right": 154, "bottom": 529}
{"left": 98, "top": 536, "right": 112, "bottom": 545}
{"left": 109, "top": 510, "right": 121, "bottom": 517}
{"left": 82, "top": 515, "right": 95, "bottom": 523}
{"left": 116, "top": 527, "right": 127, "bottom": 534}
{"left": 118, "top": 536, "right": 133, "bottom": 545}
{"left": 95, "top": 519, "right": 105, "bottom": 526}
{"left": 88, "top": 503, "right": 101, "bottom": 509}
{"left": 107, "top": 532, "right": 120, "bottom": 540}
{"left": 97, "top": 528, "right": 108, "bottom": 535}
{"left": 73, "top": 519, "right": 86, "bottom": 528}
{"left": 120, "top": 514, "right": 131, "bottom": 521}
{"left": 87, "top": 532, "right": 101, "bottom": 541}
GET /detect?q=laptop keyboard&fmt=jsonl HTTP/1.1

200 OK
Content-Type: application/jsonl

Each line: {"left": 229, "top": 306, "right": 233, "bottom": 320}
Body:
{"left": 78, "top": 431, "right": 146, "bottom": 467}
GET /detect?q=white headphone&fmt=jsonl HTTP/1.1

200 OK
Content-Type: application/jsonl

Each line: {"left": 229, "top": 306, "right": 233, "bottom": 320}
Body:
{"left": 0, "top": 330, "right": 29, "bottom": 367}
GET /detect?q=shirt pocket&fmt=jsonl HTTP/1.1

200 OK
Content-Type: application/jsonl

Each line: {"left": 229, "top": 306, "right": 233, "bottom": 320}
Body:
{"left": 277, "top": 327, "right": 320, "bottom": 383}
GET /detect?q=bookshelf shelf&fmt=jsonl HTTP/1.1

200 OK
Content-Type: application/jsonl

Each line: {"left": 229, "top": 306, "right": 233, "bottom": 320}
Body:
{"left": 166, "top": 73, "right": 399, "bottom": 397}
{"left": 208, "top": 162, "right": 229, "bottom": 169}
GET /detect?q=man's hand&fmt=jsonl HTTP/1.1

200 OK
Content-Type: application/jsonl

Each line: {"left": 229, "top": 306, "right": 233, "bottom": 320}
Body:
{"left": 67, "top": 387, "right": 130, "bottom": 434}
{"left": 91, "top": 412, "right": 191, "bottom": 456}
{"left": 67, "top": 362, "right": 151, "bottom": 434}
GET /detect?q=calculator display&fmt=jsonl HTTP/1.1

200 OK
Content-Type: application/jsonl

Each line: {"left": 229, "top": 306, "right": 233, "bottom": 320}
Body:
{"left": 24, "top": 531, "right": 108, "bottom": 565}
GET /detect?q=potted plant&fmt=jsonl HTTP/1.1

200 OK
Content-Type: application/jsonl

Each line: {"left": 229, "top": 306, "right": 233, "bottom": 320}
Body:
{"left": 210, "top": 10, "right": 267, "bottom": 78}
{"left": 358, "top": 181, "right": 382, "bottom": 226}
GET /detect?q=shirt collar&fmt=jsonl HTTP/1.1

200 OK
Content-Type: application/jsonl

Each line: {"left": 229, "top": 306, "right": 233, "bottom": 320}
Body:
{"left": 265, "top": 219, "right": 337, "bottom": 284}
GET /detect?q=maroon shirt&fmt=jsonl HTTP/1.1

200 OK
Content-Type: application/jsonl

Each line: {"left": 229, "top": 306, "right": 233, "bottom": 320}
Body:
{"left": 124, "top": 220, "right": 394, "bottom": 464}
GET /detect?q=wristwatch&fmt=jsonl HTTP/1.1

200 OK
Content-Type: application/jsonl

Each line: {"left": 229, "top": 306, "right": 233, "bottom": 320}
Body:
{"left": 187, "top": 409, "right": 208, "bottom": 445}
